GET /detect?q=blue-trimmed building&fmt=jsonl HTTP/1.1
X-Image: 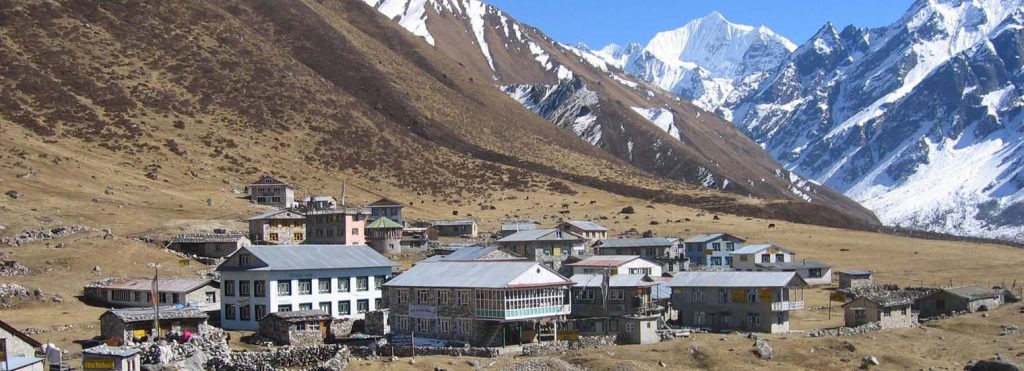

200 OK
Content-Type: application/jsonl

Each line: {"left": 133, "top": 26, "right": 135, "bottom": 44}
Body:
{"left": 682, "top": 233, "right": 745, "bottom": 268}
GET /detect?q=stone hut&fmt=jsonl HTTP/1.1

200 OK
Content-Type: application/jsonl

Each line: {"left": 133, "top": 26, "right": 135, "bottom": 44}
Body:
{"left": 167, "top": 231, "right": 250, "bottom": 259}
{"left": 915, "top": 286, "right": 1004, "bottom": 318}
{"left": 843, "top": 292, "right": 917, "bottom": 329}
{"left": 258, "top": 310, "right": 332, "bottom": 347}
{"left": 100, "top": 307, "right": 209, "bottom": 343}
{"left": 366, "top": 217, "right": 403, "bottom": 256}
{"left": 838, "top": 270, "right": 873, "bottom": 290}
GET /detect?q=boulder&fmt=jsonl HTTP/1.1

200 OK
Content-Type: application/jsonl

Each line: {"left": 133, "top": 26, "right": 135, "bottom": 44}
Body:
{"left": 968, "top": 359, "right": 1020, "bottom": 371}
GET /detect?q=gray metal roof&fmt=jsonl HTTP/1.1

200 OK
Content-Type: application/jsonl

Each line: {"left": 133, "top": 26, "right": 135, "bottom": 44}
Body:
{"left": 682, "top": 233, "right": 744, "bottom": 243}
{"left": 733, "top": 244, "right": 793, "bottom": 255}
{"left": 571, "top": 274, "right": 658, "bottom": 288}
{"left": 566, "top": 255, "right": 653, "bottom": 267}
{"left": 941, "top": 286, "right": 1002, "bottom": 300}
{"left": 500, "top": 222, "right": 538, "bottom": 231}
{"left": 756, "top": 261, "right": 831, "bottom": 270}
{"left": 838, "top": 270, "right": 872, "bottom": 276}
{"left": 265, "top": 310, "right": 331, "bottom": 321}
{"left": 563, "top": 220, "right": 608, "bottom": 232}
{"left": 431, "top": 220, "right": 477, "bottom": 226}
{"left": 169, "top": 233, "right": 247, "bottom": 243}
{"left": 368, "top": 198, "right": 403, "bottom": 207}
{"left": 596, "top": 238, "right": 676, "bottom": 249}
{"left": 218, "top": 245, "right": 395, "bottom": 271}
{"left": 89, "top": 277, "right": 214, "bottom": 293}
{"left": 429, "top": 245, "right": 525, "bottom": 262}
{"left": 669, "top": 271, "right": 806, "bottom": 288}
{"left": 246, "top": 209, "right": 305, "bottom": 221}
{"left": 384, "top": 261, "right": 571, "bottom": 288}
{"left": 104, "top": 306, "right": 209, "bottom": 322}
{"left": 497, "top": 228, "right": 586, "bottom": 243}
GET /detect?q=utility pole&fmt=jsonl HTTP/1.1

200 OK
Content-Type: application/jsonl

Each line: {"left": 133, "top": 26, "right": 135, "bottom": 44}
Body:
{"left": 149, "top": 263, "right": 161, "bottom": 340}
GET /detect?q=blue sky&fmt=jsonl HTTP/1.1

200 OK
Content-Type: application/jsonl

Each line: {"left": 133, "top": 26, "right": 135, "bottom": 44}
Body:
{"left": 487, "top": 0, "right": 914, "bottom": 47}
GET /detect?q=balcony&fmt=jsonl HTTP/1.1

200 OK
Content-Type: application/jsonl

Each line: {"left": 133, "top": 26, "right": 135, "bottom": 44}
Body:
{"left": 477, "top": 304, "right": 571, "bottom": 320}
{"left": 771, "top": 301, "right": 805, "bottom": 311}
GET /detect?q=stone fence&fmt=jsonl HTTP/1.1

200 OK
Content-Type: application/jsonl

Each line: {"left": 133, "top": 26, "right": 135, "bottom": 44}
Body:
{"left": 351, "top": 344, "right": 499, "bottom": 358}
{"left": 206, "top": 344, "right": 350, "bottom": 371}
{"left": 520, "top": 335, "right": 617, "bottom": 356}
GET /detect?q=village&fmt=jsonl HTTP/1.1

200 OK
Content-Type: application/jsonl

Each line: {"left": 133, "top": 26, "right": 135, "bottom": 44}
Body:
{"left": 1, "top": 175, "right": 1022, "bottom": 371}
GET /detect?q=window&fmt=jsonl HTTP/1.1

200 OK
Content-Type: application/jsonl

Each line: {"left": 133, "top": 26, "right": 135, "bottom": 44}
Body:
{"left": 268, "top": 233, "right": 279, "bottom": 242}
{"left": 609, "top": 289, "right": 624, "bottom": 301}
{"left": 357, "top": 299, "right": 369, "bottom": 313}
{"left": 694, "top": 311, "right": 706, "bottom": 326}
{"left": 338, "top": 301, "right": 351, "bottom": 315}
{"left": 112, "top": 290, "right": 131, "bottom": 302}
{"left": 271, "top": 196, "right": 281, "bottom": 203}
{"left": 809, "top": 268, "right": 822, "bottom": 278}
{"left": 711, "top": 242, "right": 721, "bottom": 251}
{"left": 298, "top": 279, "right": 312, "bottom": 295}
{"left": 255, "top": 305, "right": 267, "bottom": 320}
{"left": 884, "top": 307, "right": 892, "bottom": 317}
{"left": 725, "top": 257, "right": 733, "bottom": 267}
{"left": 319, "top": 279, "right": 331, "bottom": 294}
{"left": 205, "top": 292, "right": 216, "bottom": 303}
{"left": 440, "top": 318, "right": 452, "bottom": 333}
{"left": 457, "top": 319, "right": 473, "bottom": 335}
{"left": 133, "top": 292, "right": 141, "bottom": 302}
{"left": 625, "top": 322, "right": 635, "bottom": 333}
{"left": 726, "top": 242, "right": 735, "bottom": 251}
{"left": 628, "top": 268, "right": 652, "bottom": 275}
{"left": 775, "top": 253, "right": 785, "bottom": 262}
{"left": 254, "top": 281, "right": 266, "bottom": 297}
{"left": 438, "top": 290, "right": 450, "bottom": 305}
{"left": 691, "top": 289, "right": 705, "bottom": 303}
{"left": 278, "top": 304, "right": 292, "bottom": 312}
{"left": 239, "top": 305, "right": 251, "bottom": 321}
{"left": 719, "top": 289, "right": 729, "bottom": 303}
{"left": 159, "top": 293, "right": 167, "bottom": 303}
{"left": 552, "top": 246, "right": 562, "bottom": 256}
{"left": 294, "top": 232, "right": 304, "bottom": 241}
{"left": 239, "top": 254, "right": 251, "bottom": 265}
{"left": 455, "top": 290, "right": 469, "bottom": 305}
{"left": 746, "top": 289, "right": 757, "bottom": 304}
{"left": 299, "top": 303, "right": 313, "bottom": 311}
{"left": 399, "top": 316, "right": 410, "bottom": 331}
{"left": 417, "top": 289, "right": 430, "bottom": 304}
{"left": 224, "top": 304, "right": 236, "bottom": 320}
{"left": 375, "top": 275, "right": 386, "bottom": 289}
{"left": 320, "top": 302, "right": 332, "bottom": 316}
{"left": 278, "top": 280, "right": 292, "bottom": 296}
{"left": 740, "top": 255, "right": 748, "bottom": 261}
{"left": 747, "top": 313, "right": 760, "bottom": 326}
{"left": 761, "top": 254, "right": 771, "bottom": 263}
{"left": 172, "top": 293, "right": 180, "bottom": 303}
{"left": 710, "top": 257, "right": 722, "bottom": 266}
{"left": 375, "top": 298, "right": 382, "bottom": 310}
{"left": 399, "top": 289, "right": 410, "bottom": 304}
{"left": 777, "top": 312, "right": 786, "bottom": 325}
{"left": 357, "top": 277, "right": 369, "bottom": 291}
{"left": 239, "top": 281, "right": 251, "bottom": 297}
{"left": 416, "top": 318, "right": 430, "bottom": 332}
{"left": 575, "top": 289, "right": 595, "bottom": 302}
{"left": 352, "top": 228, "right": 359, "bottom": 235}
{"left": 225, "top": 280, "right": 236, "bottom": 296}
{"left": 337, "top": 277, "right": 350, "bottom": 293}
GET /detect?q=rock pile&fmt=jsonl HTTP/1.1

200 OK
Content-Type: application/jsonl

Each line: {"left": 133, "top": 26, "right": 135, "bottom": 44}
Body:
{"left": 0, "top": 283, "right": 61, "bottom": 308}
{"left": 0, "top": 260, "right": 29, "bottom": 276}
{"left": 207, "top": 344, "right": 351, "bottom": 371}
{"left": 807, "top": 322, "right": 883, "bottom": 338}
{"left": 501, "top": 358, "right": 583, "bottom": 371}
{"left": 0, "top": 225, "right": 88, "bottom": 246}
{"left": 999, "top": 325, "right": 1023, "bottom": 336}
{"left": 520, "top": 336, "right": 617, "bottom": 357}
{"left": 753, "top": 338, "right": 773, "bottom": 359}
{"left": 140, "top": 324, "right": 230, "bottom": 369}
{"left": 22, "top": 324, "right": 76, "bottom": 335}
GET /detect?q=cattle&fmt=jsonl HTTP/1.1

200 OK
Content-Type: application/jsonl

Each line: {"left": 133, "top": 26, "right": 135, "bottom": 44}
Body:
{"left": 768, "top": 223, "right": 776, "bottom": 229}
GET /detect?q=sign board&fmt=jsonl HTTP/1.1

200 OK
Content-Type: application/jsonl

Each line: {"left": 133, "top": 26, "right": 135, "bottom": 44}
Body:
{"left": 829, "top": 292, "right": 847, "bottom": 302}
{"left": 83, "top": 357, "right": 117, "bottom": 370}
{"left": 759, "top": 288, "right": 774, "bottom": 302}
{"left": 390, "top": 334, "right": 413, "bottom": 346}
{"left": 556, "top": 329, "right": 579, "bottom": 341}
{"left": 409, "top": 304, "right": 437, "bottom": 319}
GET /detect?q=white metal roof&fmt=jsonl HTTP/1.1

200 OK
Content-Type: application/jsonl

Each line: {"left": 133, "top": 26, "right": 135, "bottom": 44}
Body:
{"left": 384, "top": 261, "right": 571, "bottom": 289}
{"left": 682, "top": 233, "right": 744, "bottom": 243}
{"left": 669, "top": 271, "right": 806, "bottom": 288}
{"left": 732, "top": 243, "right": 794, "bottom": 255}
{"left": 596, "top": 238, "right": 676, "bottom": 249}
{"left": 571, "top": 274, "right": 658, "bottom": 288}
{"left": 497, "top": 228, "right": 586, "bottom": 242}
{"left": 217, "top": 245, "right": 395, "bottom": 271}
{"left": 563, "top": 220, "right": 608, "bottom": 232}
{"left": 566, "top": 255, "right": 657, "bottom": 268}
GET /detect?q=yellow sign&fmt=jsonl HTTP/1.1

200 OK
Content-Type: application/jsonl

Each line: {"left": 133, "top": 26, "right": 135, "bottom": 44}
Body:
{"left": 133, "top": 329, "right": 147, "bottom": 338}
{"left": 557, "top": 329, "right": 580, "bottom": 341}
{"left": 84, "top": 358, "right": 117, "bottom": 370}
{"left": 830, "top": 292, "right": 847, "bottom": 302}
{"left": 731, "top": 289, "right": 746, "bottom": 303}
{"left": 759, "top": 288, "right": 774, "bottom": 301}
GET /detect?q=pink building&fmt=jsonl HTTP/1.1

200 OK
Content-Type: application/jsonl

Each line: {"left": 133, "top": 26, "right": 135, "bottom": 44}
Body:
{"left": 304, "top": 208, "right": 370, "bottom": 245}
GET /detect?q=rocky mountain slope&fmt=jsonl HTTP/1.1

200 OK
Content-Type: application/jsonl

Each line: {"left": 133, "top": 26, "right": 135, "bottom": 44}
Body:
{"left": 364, "top": 0, "right": 876, "bottom": 224}
{"left": 727, "top": 0, "right": 1024, "bottom": 240}
{"left": 0, "top": 0, "right": 878, "bottom": 229}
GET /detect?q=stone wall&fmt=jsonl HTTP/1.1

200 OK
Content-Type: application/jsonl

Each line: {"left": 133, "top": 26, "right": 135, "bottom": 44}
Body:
{"left": 207, "top": 344, "right": 350, "bottom": 371}
{"left": 354, "top": 345, "right": 499, "bottom": 358}
{"left": 330, "top": 318, "right": 355, "bottom": 339}
{"left": 364, "top": 310, "right": 388, "bottom": 336}
{"left": 520, "top": 336, "right": 617, "bottom": 356}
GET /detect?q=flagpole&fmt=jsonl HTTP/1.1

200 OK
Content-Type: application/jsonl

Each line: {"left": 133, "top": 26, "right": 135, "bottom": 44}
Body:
{"left": 150, "top": 263, "right": 161, "bottom": 341}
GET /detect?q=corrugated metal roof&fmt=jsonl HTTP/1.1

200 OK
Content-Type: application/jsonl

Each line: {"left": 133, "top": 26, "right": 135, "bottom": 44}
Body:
{"left": 169, "top": 233, "right": 247, "bottom": 243}
{"left": 428, "top": 245, "right": 525, "bottom": 262}
{"left": 366, "top": 217, "right": 402, "bottom": 229}
{"left": 368, "top": 198, "right": 403, "bottom": 207}
{"left": 246, "top": 209, "right": 305, "bottom": 220}
{"left": 106, "top": 306, "right": 208, "bottom": 322}
{"left": 564, "top": 220, "right": 608, "bottom": 232}
{"left": 571, "top": 274, "right": 658, "bottom": 288}
{"left": 305, "top": 208, "right": 370, "bottom": 216}
{"left": 838, "top": 270, "right": 872, "bottom": 276}
{"left": 566, "top": 255, "right": 649, "bottom": 267}
{"left": 266, "top": 309, "right": 331, "bottom": 320}
{"left": 596, "top": 238, "right": 676, "bottom": 249}
{"left": 733, "top": 244, "right": 793, "bottom": 255}
{"left": 497, "top": 228, "right": 586, "bottom": 242}
{"left": 431, "top": 220, "right": 476, "bottom": 226}
{"left": 247, "top": 175, "right": 292, "bottom": 187}
{"left": 669, "top": 271, "right": 806, "bottom": 288}
{"left": 756, "top": 261, "right": 831, "bottom": 270}
{"left": 500, "top": 222, "right": 538, "bottom": 231}
{"left": 384, "top": 261, "right": 570, "bottom": 288}
{"left": 95, "top": 278, "right": 214, "bottom": 293}
{"left": 218, "top": 245, "right": 395, "bottom": 271}
{"left": 682, "top": 233, "right": 745, "bottom": 243}
{"left": 82, "top": 345, "right": 142, "bottom": 357}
